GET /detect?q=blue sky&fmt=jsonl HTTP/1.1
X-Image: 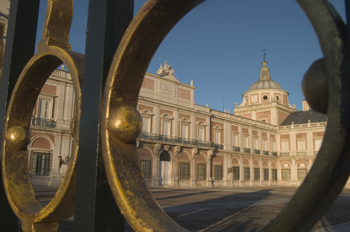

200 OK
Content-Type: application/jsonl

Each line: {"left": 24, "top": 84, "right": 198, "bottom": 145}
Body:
{"left": 37, "top": 0, "right": 347, "bottom": 111}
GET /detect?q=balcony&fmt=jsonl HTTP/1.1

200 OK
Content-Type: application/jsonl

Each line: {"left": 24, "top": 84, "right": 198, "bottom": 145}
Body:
{"left": 232, "top": 146, "right": 240, "bottom": 152}
{"left": 280, "top": 152, "right": 289, "bottom": 157}
{"left": 253, "top": 149, "right": 260, "bottom": 155}
{"left": 243, "top": 148, "right": 251, "bottom": 153}
{"left": 297, "top": 151, "right": 306, "bottom": 156}
{"left": 272, "top": 152, "right": 278, "bottom": 156}
{"left": 31, "top": 116, "right": 57, "bottom": 128}
{"left": 139, "top": 132, "right": 223, "bottom": 149}
{"left": 263, "top": 150, "right": 269, "bottom": 155}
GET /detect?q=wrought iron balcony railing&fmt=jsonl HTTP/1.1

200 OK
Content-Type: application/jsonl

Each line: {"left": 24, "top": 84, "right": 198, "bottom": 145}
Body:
{"left": 138, "top": 132, "right": 224, "bottom": 149}
{"left": 232, "top": 146, "right": 240, "bottom": 152}
{"left": 280, "top": 152, "right": 290, "bottom": 157}
{"left": 31, "top": 116, "right": 57, "bottom": 128}
{"left": 297, "top": 151, "right": 307, "bottom": 156}
{"left": 272, "top": 152, "right": 278, "bottom": 156}
{"left": 243, "top": 147, "right": 251, "bottom": 153}
{"left": 253, "top": 149, "right": 260, "bottom": 155}
{"left": 263, "top": 150, "right": 269, "bottom": 155}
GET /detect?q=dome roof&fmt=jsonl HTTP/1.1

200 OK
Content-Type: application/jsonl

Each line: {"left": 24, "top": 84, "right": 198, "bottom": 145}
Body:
{"left": 247, "top": 60, "right": 283, "bottom": 91}
{"left": 248, "top": 79, "right": 282, "bottom": 91}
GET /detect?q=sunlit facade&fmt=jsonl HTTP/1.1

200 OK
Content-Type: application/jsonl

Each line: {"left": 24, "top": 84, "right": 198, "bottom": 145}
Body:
{"left": 30, "top": 61, "right": 337, "bottom": 188}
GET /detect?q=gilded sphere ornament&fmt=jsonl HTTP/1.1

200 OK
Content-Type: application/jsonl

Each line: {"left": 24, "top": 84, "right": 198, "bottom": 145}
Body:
{"left": 108, "top": 106, "right": 142, "bottom": 143}
{"left": 302, "top": 58, "right": 329, "bottom": 114}
{"left": 5, "top": 126, "right": 30, "bottom": 151}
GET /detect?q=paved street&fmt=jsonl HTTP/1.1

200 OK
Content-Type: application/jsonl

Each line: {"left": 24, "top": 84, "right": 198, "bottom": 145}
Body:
{"left": 17, "top": 186, "right": 350, "bottom": 231}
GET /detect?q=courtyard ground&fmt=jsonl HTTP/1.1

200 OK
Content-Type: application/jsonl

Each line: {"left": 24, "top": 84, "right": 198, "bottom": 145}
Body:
{"left": 17, "top": 186, "right": 350, "bottom": 231}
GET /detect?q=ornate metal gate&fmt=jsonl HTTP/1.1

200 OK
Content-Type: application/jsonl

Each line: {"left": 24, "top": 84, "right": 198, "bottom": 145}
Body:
{"left": 0, "top": 0, "right": 349, "bottom": 231}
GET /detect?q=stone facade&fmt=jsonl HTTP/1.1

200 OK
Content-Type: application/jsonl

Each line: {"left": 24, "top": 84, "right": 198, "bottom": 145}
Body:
{"left": 29, "top": 60, "right": 344, "bottom": 188}
{"left": 29, "top": 68, "right": 74, "bottom": 186}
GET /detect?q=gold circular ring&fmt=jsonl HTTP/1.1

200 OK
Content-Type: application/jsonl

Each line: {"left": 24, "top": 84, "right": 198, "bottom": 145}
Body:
{"left": 102, "top": 0, "right": 350, "bottom": 231}
{"left": 2, "top": 46, "right": 83, "bottom": 231}
{"left": 101, "top": 1, "right": 204, "bottom": 231}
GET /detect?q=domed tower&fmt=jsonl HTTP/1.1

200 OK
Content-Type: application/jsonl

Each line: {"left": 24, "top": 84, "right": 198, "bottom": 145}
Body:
{"left": 234, "top": 60, "right": 296, "bottom": 126}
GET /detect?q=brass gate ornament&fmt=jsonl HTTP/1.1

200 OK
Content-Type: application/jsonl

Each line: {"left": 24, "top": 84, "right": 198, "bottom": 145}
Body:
{"left": 1, "top": 0, "right": 349, "bottom": 231}
{"left": 1, "top": 1, "right": 83, "bottom": 231}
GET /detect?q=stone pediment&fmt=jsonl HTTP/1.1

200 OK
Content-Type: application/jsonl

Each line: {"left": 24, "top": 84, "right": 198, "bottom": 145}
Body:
{"left": 160, "top": 74, "right": 180, "bottom": 83}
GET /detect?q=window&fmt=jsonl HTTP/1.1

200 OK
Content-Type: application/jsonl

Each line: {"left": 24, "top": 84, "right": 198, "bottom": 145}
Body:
{"left": 162, "top": 120, "right": 171, "bottom": 136}
{"left": 244, "top": 167, "right": 250, "bottom": 181}
{"left": 271, "top": 140, "right": 276, "bottom": 152}
{"left": 272, "top": 169, "right": 277, "bottom": 181}
{"left": 298, "top": 169, "right": 307, "bottom": 181}
{"left": 198, "top": 126, "right": 205, "bottom": 141}
{"left": 243, "top": 135, "right": 249, "bottom": 148}
{"left": 38, "top": 97, "right": 53, "bottom": 119}
{"left": 142, "top": 117, "right": 151, "bottom": 133}
{"left": 31, "top": 152, "right": 50, "bottom": 176}
{"left": 140, "top": 109, "right": 154, "bottom": 133}
{"left": 233, "top": 167, "right": 239, "bottom": 180}
{"left": 264, "top": 168, "right": 269, "bottom": 181}
{"left": 254, "top": 168, "right": 260, "bottom": 181}
{"left": 181, "top": 123, "right": 189, "bottom": 139}
{"left": 197, "top": 164, "right": 206, "bottom": 180}
{"left": 297, "top": 140, "right": 306, "bottom": 156}
{"left": 281, "top": 141, "right": 289, "bottom": 152}
{"left": 215, "top": 130, "right": 221, "bottom": 144}
{"left": 314, "top": 139, "right": 322, "bottom": 153}
{"left": 262, "top": 139, "right": 267, "bottom": 151}
{"left": 214, "top": 165, "right": 223, "bottom": 180}
{"left": 140, "top": 160, "right": 152, "bottom": 179}
{"left": 282, "top": 169, "right": 291, "bottom": 181}
{"left": 180, "top": 163, "right": 190, "bottom": 179}
{"left": 263, "top": 95, "right": 268, "bottom": 101}
{"left": 253, "top": 137, "right": 258, "bottom": 149}
{"left": 297, "top": 140, "right": 306, "bottom": 151}
{"left": 232, "top": 133, "right": 238, "bottom": 147}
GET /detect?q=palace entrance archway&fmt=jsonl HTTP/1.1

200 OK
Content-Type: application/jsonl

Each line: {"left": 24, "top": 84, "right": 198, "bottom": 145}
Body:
{"left": 159, "top": 151, "right": 171, "bottom": 186}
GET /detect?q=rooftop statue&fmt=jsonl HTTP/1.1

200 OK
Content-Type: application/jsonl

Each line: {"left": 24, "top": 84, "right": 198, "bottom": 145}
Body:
{"left": 157, "top": 61, "right": 175, "bottom": 76}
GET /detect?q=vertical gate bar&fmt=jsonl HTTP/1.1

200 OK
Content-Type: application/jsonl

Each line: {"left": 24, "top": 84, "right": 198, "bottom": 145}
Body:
{"left": 0, "top": 1, "right": 40, "bottom": 231}
{"left": 346, "top": 0, "right": 350, "bottom": 40}
{"left": 74, "top": 0, "right": 134, "bottom": 231}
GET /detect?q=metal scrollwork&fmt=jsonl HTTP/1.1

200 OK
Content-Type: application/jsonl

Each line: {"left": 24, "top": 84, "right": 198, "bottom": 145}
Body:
{"left": 1, "top": 1, "right": 83, "bottom": 231}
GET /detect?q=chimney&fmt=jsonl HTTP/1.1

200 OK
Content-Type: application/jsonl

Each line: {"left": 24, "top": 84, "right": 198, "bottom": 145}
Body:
{"left": 302, "top": 100, "right": 310, "bottom": 111}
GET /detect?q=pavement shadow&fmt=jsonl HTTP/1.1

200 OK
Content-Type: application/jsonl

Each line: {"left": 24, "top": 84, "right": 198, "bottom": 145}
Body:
{"left": 310, "top": 195, "right": 350, "bottom": 231}
{"left": 153, "top": 190, "right": 217, "bottom": 201}
{"left": 156, "top": 189, "right": 283, "bottom": 232}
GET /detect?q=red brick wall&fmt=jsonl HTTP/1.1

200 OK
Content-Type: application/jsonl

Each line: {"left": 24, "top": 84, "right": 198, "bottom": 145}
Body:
{"left": 41, "top": 84, "right": 56, "bottom": 95}
{"left": 178, "top": 88, "right": 190, "bottom": 100}
{"left": 256, "top": 111, "right": 271, "bottom": 123}
{"left": 141, "top": 78, "right": 154, "bottom": 90}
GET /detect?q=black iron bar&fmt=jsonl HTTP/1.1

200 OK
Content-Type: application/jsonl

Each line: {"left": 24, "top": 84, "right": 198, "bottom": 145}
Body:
{"left": 74, "top": 0, "right": 134, "bottom": 231}
{"left": 0, "top": 1, "right": 40, "bottom": 231}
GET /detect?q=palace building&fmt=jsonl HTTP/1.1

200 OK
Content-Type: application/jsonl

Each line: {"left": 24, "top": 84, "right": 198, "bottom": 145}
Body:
{"left": 29, "top": 60, "right": 335, "bottom": 188}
